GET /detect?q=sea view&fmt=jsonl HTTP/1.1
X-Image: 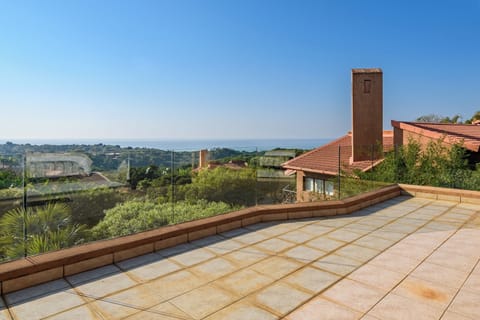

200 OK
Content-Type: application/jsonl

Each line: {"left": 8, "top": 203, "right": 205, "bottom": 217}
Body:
{"left": 0, "top": 138, "right": 332, "bottom": 151}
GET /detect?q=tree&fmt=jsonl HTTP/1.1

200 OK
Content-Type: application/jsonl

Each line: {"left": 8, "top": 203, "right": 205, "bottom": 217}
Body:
{"left": 0, "top": 203, "right": 85, "bottom": 261}
{"left": 178, "top": 167, "right": 257, "bottom": 206}
{"left": 464, "top": 110, "right": 480, "bottom": 124}
{"left": 415, "top": 114, "right": 462, "bottom": 123}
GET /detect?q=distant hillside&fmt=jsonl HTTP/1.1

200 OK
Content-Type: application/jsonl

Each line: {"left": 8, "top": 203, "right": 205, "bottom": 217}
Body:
{"left": 0, "top": 142, "right": 260, "bottom": 171}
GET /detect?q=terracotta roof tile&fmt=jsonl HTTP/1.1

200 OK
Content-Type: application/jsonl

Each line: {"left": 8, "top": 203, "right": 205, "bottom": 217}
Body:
{"left": 282, "top": 131, "right": 393, "bottom": 175}
{"left": 391, "top": 121, "right": 480, "bottom": 152}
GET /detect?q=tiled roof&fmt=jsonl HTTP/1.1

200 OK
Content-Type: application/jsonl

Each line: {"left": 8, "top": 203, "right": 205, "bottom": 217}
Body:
{"left": 392, "top": 121, "right": 480, "bottom": 152}
{"left": 282, "top": 131, "right": 394, "bottom": 175}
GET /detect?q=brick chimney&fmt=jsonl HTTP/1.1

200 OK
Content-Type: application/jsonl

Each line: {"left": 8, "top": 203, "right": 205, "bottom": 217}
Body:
{"left": 351, "top": 68, "right": 383, "bottom": 162}
{"left": 199, "top": 149, "right": 208, "bottom": 169}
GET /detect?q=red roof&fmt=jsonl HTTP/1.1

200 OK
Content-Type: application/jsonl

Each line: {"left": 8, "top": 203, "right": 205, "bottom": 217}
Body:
{"left": 282, "top": 131, "right": 394, "bottom": 176}
{"left": 391, "top": 121, "right": 480, "bottom": 152}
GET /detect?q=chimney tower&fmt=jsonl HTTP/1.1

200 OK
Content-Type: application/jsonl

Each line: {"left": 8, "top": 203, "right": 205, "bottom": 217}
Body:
{"left": 351, "top": 68, "right": 383, "bottom": 162}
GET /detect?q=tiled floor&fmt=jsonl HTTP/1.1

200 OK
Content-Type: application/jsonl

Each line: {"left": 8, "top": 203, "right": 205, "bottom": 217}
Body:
{"left": 1, "top": 196, "right": 479, "bottom": 319}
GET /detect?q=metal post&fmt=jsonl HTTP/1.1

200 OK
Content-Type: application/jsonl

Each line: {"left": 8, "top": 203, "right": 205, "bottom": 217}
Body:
{"left": 171, "top": 150, "right": 175, "bottom": 221}
{"left": 255, "top": 147, "right": 258, "bottom": 206}
{"left": 337, "top": 146, "right": 341, "bottom": 200}
{"left": 22, "top": 154, "right": 27, "bottom": 257}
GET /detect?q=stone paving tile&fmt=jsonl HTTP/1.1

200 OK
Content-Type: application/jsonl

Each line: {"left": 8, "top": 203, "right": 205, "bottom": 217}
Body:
{"left": 45, "top": 305, "right": 101, "bottom": 320}
{"left": 379, "top": 222, "right": 420, "bottom": 234}
{"left": 305, "top": 235, "right": 346, "bottom": 252}
{"left": 353, "top": 234, "right": 396, "bottom": 251}
{"left": 334, "top": 243, "right": 381, "bottom": 263}
{"left": 385, "top": 241, "right": 436, "bottom": 262}
{"left": 462, "top": 271, "right": 480, "bottom": 295}
{"left": 124, "top": 302, "right": 192, "bottom": 320}
{"left": 144, "top": 270, "right": 206, "bottom": 301}
{"left": 119, "top": 255, "right": 182, "bottom": 282}
{"left": 70, "top": 270, "right": 138, "bottom": 299}
{"left": 441, "top": 310, "right": 476, "bottom": 320}
{"left": 297, "top": 223, "right": 334, "bottom": 236}
{"left": 279, "top": 229, "right": 318, "bottom": 244}
{"left": 348, "top": 263, "right": 405, "bottom": 292}
{"left": 282, "top": 245, "right": 327, "bottom": 262}
{"left": 322, "top": 278, "right": 385, "bottom": 313}
{"left": 89, "top": 299, "right": 139, "bottom": 319}
{"left": 222, "top": 247, "right": 269, "bottom": 268}
{"left": 344, "top": 222, "right": 381, "bottom": 233}
{"left": 227, "top": 230, "right": 270, "bottom": 244}
{"left": 315, "top": 217, "right": 354, "bottom": 228}
{"left": 170, "top": 285, "right": 237, "bottom": 319}
{"left": 425, "top": 221, "right": 461, "bottom": 232}
{"left": 426, "top": 247, "right": 478, "bottom": 273}
{"left": 190, "top": 234, "right": 226, "bottom": 247}
{"left": 391, "top": 276, "right": 458, "bottom": 310}
{"left": 164, "top": 247, "right": 216, "bottom": 267}
{"left": 201, "top": 238, "right": 246, "bottom": 255}
{"left": 157, "top": 242, "right": 198, "bottom": 257}
{"left": 7, "top": 288, "right": 85, "bottom": 320}
{"left": 368, "top": 229, "right": 406, "bottom": 242}
{"left": 251, "top": 256, "right": 303, "bottom": 279}
{"left": 313, "top": 253, "right": 363, "bottom": 276}
{"left": 401, "top": 229, "right": 453, "bottom": 249}
{"left": 355, "top": 216, "right": 393, "bottom": 228}
{"left": 283, "top": 266, "right": 340, "bottom": 294}
{"left": 189, "top": 257, "right": 237, "bottom": 281}
{"left": 326, "top": 229, "right": 364, "bottom": 242}
{"left": 447, "top": 289, "right": 480, "bottom": 320}
{"left": 0, "top": 298, "right": 11, "bottom": 320}
{"left": 368, "top": 293, "right": 444, "bottom": 320}
{"left": 285, "top": 296, "right": 361, "bottom": 320}
{"left": 254, "top": 237, "right": 296, "bottom": 254}
{"left": 205, "top": 301, "right": 277, "bottom": 320}
{"left": 369, "top": 250, "right": 420, "bottom": 275}
{"left": 251, "top": 281, "right": 311, "bottom": 317}
{"left": 246, "top": 222, "right": 294, "bottom": 237}
{"left": 213, "top": 268, "right": 274, "bottom": 297}
{"left": 116, "top": 252, "right": 164, "bottom": 270}
{"left": 5, "top": 279, "right": 71, "bottom": 305}
{"left": 103, "top": 283, "right": 168, "bottom": 310}
{"left": 410, "top": 261, "right": 469, "bottom": 290}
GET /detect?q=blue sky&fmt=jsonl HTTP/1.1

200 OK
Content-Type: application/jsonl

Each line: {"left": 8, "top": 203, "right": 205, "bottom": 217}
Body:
{"left": 1, "top": 0, "right": 479, "bottom": 140}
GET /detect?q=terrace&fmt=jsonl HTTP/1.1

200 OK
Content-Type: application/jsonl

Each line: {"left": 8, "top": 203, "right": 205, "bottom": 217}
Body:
{"left": 0, "top": 185, "right": 479, "bottom": 319}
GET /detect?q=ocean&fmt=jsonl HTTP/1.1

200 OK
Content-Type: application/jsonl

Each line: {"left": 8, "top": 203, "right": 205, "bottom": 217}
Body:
{"left": 1, "top": 138, "right": 332, "bottom": 151}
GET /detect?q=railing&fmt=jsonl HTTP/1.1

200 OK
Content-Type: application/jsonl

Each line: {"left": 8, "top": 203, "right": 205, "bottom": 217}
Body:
{"left": 1, "top": 138, "right": 478, "bottom": 264}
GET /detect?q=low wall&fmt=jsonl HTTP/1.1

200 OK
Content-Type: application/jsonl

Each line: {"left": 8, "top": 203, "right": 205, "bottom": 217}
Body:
{"left": 0, "top": 184, "right": 403, "bottom": 294}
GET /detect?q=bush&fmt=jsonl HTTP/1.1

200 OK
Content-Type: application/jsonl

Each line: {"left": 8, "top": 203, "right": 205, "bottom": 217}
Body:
{"left": 90, "top": 199, "right": 238, "bottom": 240}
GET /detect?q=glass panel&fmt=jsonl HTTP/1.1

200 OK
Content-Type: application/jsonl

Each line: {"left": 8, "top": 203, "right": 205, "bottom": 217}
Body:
{"left": 325, "top": 180, "right": 335, "bottom": 196}
{"left": 314, "top": 179, "right": 324, "bottom": 194}
{"left": 304, "top": 177, "right": 314, "bottom": 192}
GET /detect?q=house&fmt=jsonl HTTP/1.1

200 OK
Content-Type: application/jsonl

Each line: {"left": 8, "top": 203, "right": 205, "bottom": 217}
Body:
{"left": 282, "top": 68, "right": 392, "bottom": 202}
{"left": 391, "top": 120, "right": 480, "bottom": 166}
{"left": 257, "top": 150, "right": 296, "bottom": 179}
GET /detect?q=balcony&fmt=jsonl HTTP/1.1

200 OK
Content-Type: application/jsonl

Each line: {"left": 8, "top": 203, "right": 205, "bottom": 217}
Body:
{"left": 0, "top": 184, "right": 479, "bottom": 319}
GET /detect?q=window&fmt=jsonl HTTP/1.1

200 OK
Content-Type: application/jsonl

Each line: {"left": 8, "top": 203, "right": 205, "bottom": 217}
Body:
{"left": 364, "top": 79, "right": 371, "bottom": 93}
{"left": 304, "top": 177, "right": 335, "bottom": 196}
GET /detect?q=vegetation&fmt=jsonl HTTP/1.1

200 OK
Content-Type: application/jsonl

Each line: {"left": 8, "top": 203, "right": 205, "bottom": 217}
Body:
{"left": 415, "top": 110, "right": 480, "bottom": 124}
{"left": 178, "top": 167, "right": 257, "bottom": 206}
{"left": 0, "top": 203, "right": 85, "bottom": 261}
{"left": 356, "top": 139, "right": 480, "bottom": 190}
{"left": 91, "top": 199, "right": 238, "bottom": 240}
